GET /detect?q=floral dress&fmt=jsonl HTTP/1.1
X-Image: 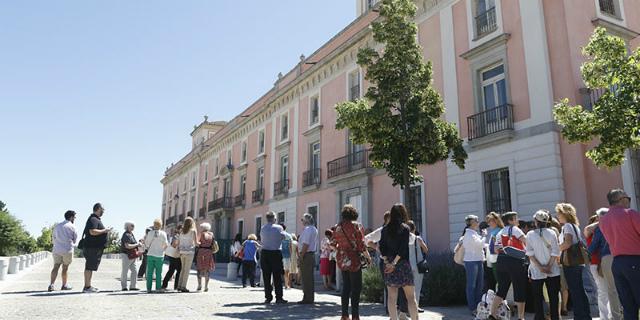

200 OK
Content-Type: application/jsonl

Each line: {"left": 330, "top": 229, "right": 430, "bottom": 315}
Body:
{"left": 332, "top": 221, "right": 367, "bottom": 272}
{"left": 196, "top": 232, "right": 215, "bottom": 272}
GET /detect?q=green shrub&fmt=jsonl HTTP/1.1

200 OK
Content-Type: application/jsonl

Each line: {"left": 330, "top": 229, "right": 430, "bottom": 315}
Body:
{"left": 422, "top": 251, "right": 467, "bottom": 306}
{"left": 361, "top": 265, "right": 385, "bottom": 303}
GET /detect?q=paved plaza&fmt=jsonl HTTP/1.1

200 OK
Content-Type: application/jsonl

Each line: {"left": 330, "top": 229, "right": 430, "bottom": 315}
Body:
{"left": 0, "top": 256, "right": 470, "bottom": 320}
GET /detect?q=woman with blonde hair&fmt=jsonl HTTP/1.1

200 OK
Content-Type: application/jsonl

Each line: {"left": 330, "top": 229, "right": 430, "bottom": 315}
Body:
{"left": 143, "top": 219, "right": 168, "bottom": 293}
{"left": 196, "top": 222, "right": 216, "bottom": 292}
{"left": 556, "top": 203, "right": 592, "bottom": 320}
{"left": 176, "top": 217, "right": 198, "bottom": 292}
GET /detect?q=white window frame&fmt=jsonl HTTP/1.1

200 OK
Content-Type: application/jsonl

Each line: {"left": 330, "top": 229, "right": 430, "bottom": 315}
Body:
{"left": 309, "top": 94, "right": 321, "bottom": 128}
{"left": 240, "top": 174, "right": 247, "bottom": 196}
{"left": 306, "top": 202, "right": 320, "bottom": 228}
{"left": 258, "top": 128, "right": 266, "bottom": 156}
{"left": 203, "top": 163, "right": 209, "bottom": 184}
{"left": 280, "top": 155, "right": 289, "bottom": 182}
{"left": 240, "top": 139, "right": 248, "bottom": 164}
{"left": 255, "top": 215, "right": 263, "bottom": 236}
{"left": 595, "top": 0, "right": 626, "bottom": 25}
{"left": 214, "top": 158, "right": 220, "bottom": 177}
{"left": 280, "top": 112, "right": 289, "bottom": 142}
{"left": 257, "top": 166, "right": 265, "bottom": 190}
{"left": 226, "top": 149, "right": 232, "bottom": 166}
{"left": 237, "top": 218, "right": 244, "bottom": 237}
{"left": 347, "top": 68, "right": 362, "bottom": 102}
{"left": 310, "top": 142, "right": 321, "bottom": 171}
{"left": 480, "top": 63, "right": 506, "bottom": 111}
{"left": 466, "top": 0, "right": 504, "bottom": 49}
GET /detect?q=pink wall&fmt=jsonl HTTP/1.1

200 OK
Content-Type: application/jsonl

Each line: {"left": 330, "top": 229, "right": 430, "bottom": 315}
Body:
{"left": 418, "top": 15, "right": 444, "bottom": 95}
{"left": 419, "top": 161, "right": 450, "bottom": 251}
{"left": 321, "top": 72, "right": 348, "bottom": 161}
{"left": 453, "top": 1, "right": 472, "bottom": 139}
{"left": 501, "top": 0, "right": 531, "bottom": 123}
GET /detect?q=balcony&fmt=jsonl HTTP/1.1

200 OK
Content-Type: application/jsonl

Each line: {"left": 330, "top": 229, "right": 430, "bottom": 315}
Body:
{"left": 327, "top": 149, "right": 371, "bottom": 180}
{"left": 467, "top": 104, "right": 514, "bottom": 142}
{"left": 274, "top": 179, "right": 289, "bottom": 197}
{"left": 178, "top": 213, "right": 185, "bottom": 222}
{"left": 252, "top": 188, "right": 264, "bottom": 203}
{"left": 211, "top": 197, "right": 234, "bottom": 210}
{"left": 579, "top": 86, "right": 618, "bottom": 111}
{"left": 599, "top": 0, "right": 616, "bottom": 16}
{"left": 198, "top": 207, "right": 206, "bottom": 218}
{"left": 234, "top": 194, "right": 246, "bottom": 208}
{"left": 165, "top": 216, "right": 177, "bottom": 226}
{"left": 303, "top": 169, "right": 322, "bottom": 188}
{"left": 208, "top": 200, "right": 215, "bottom": 212}
{"left": 475, "top": 7, "right": 497, "bottom": 39}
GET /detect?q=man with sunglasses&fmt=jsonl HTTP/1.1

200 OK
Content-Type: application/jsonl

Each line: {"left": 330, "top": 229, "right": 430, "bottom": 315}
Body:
{"left": 600, "top": 189, "right": 640, "bottom": 320}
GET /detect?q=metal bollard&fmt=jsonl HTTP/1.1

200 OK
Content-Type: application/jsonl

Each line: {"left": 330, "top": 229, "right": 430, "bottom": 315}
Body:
{"left": 18, "top": 256, "right": 25, "bottom": 271}
{"left": 0, "top": 260, "right": 6, "bottom": 281}
{"left": 24, "top": 255, "right": 31, "bottom": 268}
{"left": 8, "top": 257, "right": 18, "bottom": 274}
{"left": 30, "top": 254, "right": 35, "bottom": 265}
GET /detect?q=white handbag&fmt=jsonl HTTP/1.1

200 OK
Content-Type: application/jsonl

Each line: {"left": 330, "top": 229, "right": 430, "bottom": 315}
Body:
{"left": 454, "top": 239, "right": 465, "bottom": 265}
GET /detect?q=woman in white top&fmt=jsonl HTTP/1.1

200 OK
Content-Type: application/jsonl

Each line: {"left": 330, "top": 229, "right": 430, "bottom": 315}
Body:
{"left": 556, "top": 203, "right": 592, "bottom": 320}
{"left": 461, "top": 215, "right": 486, "bottom": 314}
{"left": 231, "top": 233, "right": 243, "bottom": 278}
{"left": 176, "top": 217, "right": 199, "bottom": 292}
{"left": 407, "top": 220, "right": 428, "bottom": 312}
{"left": 526, "top": 210, "right": 561, "bottom": 320}
{"left": 143, "top": 219, "right": 168, "bottom": 293}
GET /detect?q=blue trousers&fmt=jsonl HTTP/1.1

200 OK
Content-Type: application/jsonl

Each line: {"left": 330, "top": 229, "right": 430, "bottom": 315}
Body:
{"left": 464, "top": 261, "right": 484, "bottom": 311}
{"left": 612, "top": 255, "right": 640, "bottom": 320}
{"left": 563, "top": 265, "right": 591, "bottom": 320}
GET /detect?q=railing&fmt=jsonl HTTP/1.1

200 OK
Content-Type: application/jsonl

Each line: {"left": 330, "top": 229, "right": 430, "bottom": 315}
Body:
{"left": 303, "top": 169, "right": 322, "bottom": 187}
{"left": 165, "top": 216, "right": 177, "bottom": 226}
{"left": 211, "top": 197, "right": 233, "bottom": 210}
{"left": 252, "top": 188, "right": 264, "bottom": 203}
{"left": 475, "top": 7, "right": 497, "bottom": 38}
{"left": 467, "top": 104, "right": 513, "bottom": 141}
{"left": 198, "top": 207, "right": 206, "bottom": 218}
{"left": 599, "top": 0, "right": 616, "bottom": 16}
{"left": 178, "top": 214, "right": 185, "bottom": 222}
{"left": 207, "top": 200, "right": 215, "bottom": 212}
{"left": 274, "top": 179, "right": 289, "bottom": 196}
{"left": 580, "top": 86, "right": 618, "bottom": 111}
{"left": 234, "top": 194, "right": 246, "bottom": 207}
{"left": 349, "top": 84, "right": 360, "bottom": 101}
{"left": 327, "top": 149, "right": 371, "bottom": 179}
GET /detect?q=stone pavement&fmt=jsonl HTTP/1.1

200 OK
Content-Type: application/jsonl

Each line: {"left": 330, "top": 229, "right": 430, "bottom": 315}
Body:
{"left": 0, "top": 256, "right": 470, "bottom": 320}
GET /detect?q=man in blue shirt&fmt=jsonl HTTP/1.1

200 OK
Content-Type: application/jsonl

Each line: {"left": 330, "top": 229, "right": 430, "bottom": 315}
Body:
{"left": 260, "top": 211, "right": 287, "bottom": 304}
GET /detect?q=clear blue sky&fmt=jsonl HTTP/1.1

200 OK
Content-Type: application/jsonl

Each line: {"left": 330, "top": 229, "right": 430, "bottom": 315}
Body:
{"left": 0, "top": 1, "right": 354, "bottom": 239}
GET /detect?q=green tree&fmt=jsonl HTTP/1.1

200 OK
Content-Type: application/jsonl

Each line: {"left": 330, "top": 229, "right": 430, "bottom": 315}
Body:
{"left": 104, "top": 231, "right": 120, "bottom": 254}
{"left": 36, "top": 225, "right": 54, "bottom": 252}
{"left": 336, "top": 0, "right": 467, "bottom": 217}
{"left": 0, "top": 203, "right": 37, "bottom": 255}
{"left": 554, "top": 27, "right": 640, "bottom": 168}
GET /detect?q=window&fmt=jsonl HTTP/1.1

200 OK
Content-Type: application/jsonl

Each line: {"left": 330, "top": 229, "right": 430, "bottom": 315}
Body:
{"left": 310, "top": 142, "right": 321, "bottom": 171}
{"left": 227, "top": 150, "right": 232, "bottom": 165}
{"left": 307, "top": 205, "right": 318, "bottom": 227}
{"left": 258, "top": 130, "right": 265, "bottom": 154}
{"left": 310, "top": 96, "right": 320, "bottom": 125}
{"left": 190, "top": 195, "right": 195, "bottom": 212}
{"left": 481, "top": 64, "right": 507, "bottom": 111}
{"left": 174, "top": 203, "right": 178, "bottom": 217}
{"left": 182, "top": 199, "right": 186, "bottom": 215}
{"left": 257, "top": 167, "right": 265, "bottom": 189}
{"left": 408, "top": 185, "right": 424, "bottom": 235}
{"left": 277, "top": 212, "right": 285, "bottom": 224}
{"left": 474, "top": 0, "right": 497, "bottom": 38}
{"left": 240, "top": 174, "right": 246, "bottom": 196}
{"left": 255, "top": 217, "right": 262, "bottom": 236}
{"left": 281, "top": 113, "right": 289, "bottom": 141}
{"left": 213, "top": 186, "right": 219, "bottom": 200}
{"left": 215, "top": 158, "right": 219, "bottom": 176}
{"left": 348, "top": 70, "right": 361, "bottom": 101}
{"left": 204, "top": 163, "right": 208, "bottom": 182}
{"left": 280, "top": 155, "right": 289, "bottom": 182}
{"left": 223, "top": 178, "right": 231, "bottom": 197}
{"left": 599, "top": 0, "right": 619, "bottom": 18}
{"left": 237, "top": 220, "right": 244, "bottom": 238}
{"left": 483, "top": 168, "right": 512, "bottom": 214}
{"left": 241, "top": 141, "right": 247, "bottom": 163}
{"left": 366, "top": 0, "right": 380, "bottom": 11}
{"left": 202, "top": 191, "right": 208, "bottom": 208}
{"left": 192, "top": 172, "right": 196, "bottom": 187}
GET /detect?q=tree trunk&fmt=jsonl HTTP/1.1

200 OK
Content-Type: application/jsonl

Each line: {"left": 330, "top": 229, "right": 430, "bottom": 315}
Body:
{"left": 402, "top": 162, "right": 413, "bottom": 221}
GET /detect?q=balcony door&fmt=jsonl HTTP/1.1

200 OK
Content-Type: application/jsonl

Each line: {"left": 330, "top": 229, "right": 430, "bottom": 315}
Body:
{"left": 481, "top": 64, "right": 508, "bottom": 129}
{"left": 223, "top": 178, "right": 231, "bottom": 198}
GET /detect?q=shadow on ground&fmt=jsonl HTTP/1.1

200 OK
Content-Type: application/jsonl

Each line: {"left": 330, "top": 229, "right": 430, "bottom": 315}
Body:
{"left": 212, "top": 301, "right": 387, "bottom": 320}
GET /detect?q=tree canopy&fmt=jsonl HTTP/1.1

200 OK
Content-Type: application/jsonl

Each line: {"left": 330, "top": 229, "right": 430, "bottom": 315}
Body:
{"left": 554, "top": 27, "right": 640, "bottom": 168}
{"left": 335, "top": 0, "right": 466, "bottom": 215}
{"left": 0, "top": 203, "right": 38, "bottom": 256}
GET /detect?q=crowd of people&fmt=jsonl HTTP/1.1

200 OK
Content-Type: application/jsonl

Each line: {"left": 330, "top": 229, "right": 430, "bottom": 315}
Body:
{"left": 45, "top": 187, "right": 639, "bottom": 320}
{"left": 458, "top": 188, "right": 640, "bottom": 320}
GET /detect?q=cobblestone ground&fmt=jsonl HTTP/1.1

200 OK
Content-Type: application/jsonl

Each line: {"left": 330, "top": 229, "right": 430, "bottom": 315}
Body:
{"left": 0, "top": 257, "right": 471, "bottom": 320}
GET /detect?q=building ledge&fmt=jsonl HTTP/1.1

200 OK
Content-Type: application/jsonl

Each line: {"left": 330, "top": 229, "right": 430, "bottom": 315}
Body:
{"left": 327, "top": 167, "right": 375, "bottom": 185}
{"left": 591, "top": 18, "right": 640, "bottom": 41}
{"left": 468, "top": 129, "right": 515, "bottom": 150}
{"left": 461, "top": 33, "right": 511, "bottom": 60}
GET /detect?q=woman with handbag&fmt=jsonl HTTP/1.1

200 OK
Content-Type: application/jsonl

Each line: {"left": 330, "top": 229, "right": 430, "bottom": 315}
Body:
{"left": 231, "top": 233, "right": 243, "bottom": 278}
{"left": 462, "top": 215, "right": 486, "bottom": 315}
{"left": 120, "top": 221, "right": 142, "bottom": 291}
{"left": 196, "top": 222, "right": 216, "bottom": 292}
{"left": 556, "top": 203, "right": 592, "bottom": 320}
{"left": 176, "top": 217, "right": 199, "bottom": 292}
{"left": 143, "top": 219, "right": 168, "bottom": 293}
{"left": 332, "top": 204, "right": 372, "bottom": 320}
{"left": 489, "top": 211, "right": 528, "bottom": 320}
{"left": 380, "top": 203, "right": 419, "bottom": 320}
{"left": 407, "top": 220, "right": 428, "bottom": 312}
{"left": 320, "top": 229, "right": 335, "bottom": 291}
{"left": 526, "top": 210, "right": 561, "bottom": 320}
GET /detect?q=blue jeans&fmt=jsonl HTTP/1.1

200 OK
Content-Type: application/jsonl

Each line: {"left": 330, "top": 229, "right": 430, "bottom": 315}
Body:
{"left": 563, "top": 265, "right": 592, "bottom": 320}
{"left": 612, "top": 255, "right": 640, "bottom": 320}
{"left": 464, "top": 261, "right": 484, "bottom": 311}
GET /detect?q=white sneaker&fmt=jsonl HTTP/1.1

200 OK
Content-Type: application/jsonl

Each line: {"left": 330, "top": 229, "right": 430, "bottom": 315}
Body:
{"left": 82, "top": 286, "right": 99, "bottom": 293}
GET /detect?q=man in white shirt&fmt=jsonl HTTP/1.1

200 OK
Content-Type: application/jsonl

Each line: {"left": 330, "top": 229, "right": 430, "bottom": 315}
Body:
{"left": 49, "top": 210, "right": 78, "bottom": 292}
{"left": 298, "top": 213, "right": 318, "bottom": 304}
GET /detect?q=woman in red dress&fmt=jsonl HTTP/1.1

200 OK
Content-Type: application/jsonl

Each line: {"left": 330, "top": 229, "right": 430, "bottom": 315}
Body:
{"left": 196, "top": 222, "right": 216, "bottom": 292}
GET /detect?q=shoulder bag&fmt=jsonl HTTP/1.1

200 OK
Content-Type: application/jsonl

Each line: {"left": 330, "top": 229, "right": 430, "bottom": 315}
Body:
{"left": 414, "top": 237, "right": 429, "bottom": 273}
{"left": 503, "top": 227, "right": 527, "bottom": 260}
{"left": 560, "top": 224, "right": 590, "bottom": 267}
{"left": 453, "top": 238, "right": 465, "bottom": 265}
{"left": 341, "top": 223, "right": 370, "bottom": 269}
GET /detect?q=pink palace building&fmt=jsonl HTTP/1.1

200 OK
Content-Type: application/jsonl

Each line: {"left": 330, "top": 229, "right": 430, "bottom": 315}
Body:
{"left": 161, "top": 0, "right": 640, "bottom": 252}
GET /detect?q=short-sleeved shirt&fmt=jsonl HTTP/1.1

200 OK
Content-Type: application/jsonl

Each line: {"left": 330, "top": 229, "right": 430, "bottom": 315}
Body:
{"left": 83, "top": 214, "right": 107, "bottom": 248}
{"left": 120, "top": 232, "right": 137, "bottom": 254}
{"left": 560, "top": 223, "right": 581, "bottom": 246}
{"left": 526, "top": 228, "right": 561, "bottom": 280}
{"left": 599, "top": 206, "right": 640, "bottom": 256}
{"left": 260, "top": 223, "right": 285, "bottom": 251}
{"left": 299, "top": 226, "right": 318, "bottom": 253}
{"left": 144, "top": 230, "right": 168, "bottom": 258}
{"left": 495, "top": 225, "right": 525, "bottom": 252}
{"left": 243, "top": 240, "right": 258, "bottom": 262}
{"left": 178, "top": 230, "right": 196, "bottom": 254}
{"left": 52, "top": 220, "right": 78, "bottom": 254}
{"left": 281, "top": 233, "right": 292, "bottom": 258}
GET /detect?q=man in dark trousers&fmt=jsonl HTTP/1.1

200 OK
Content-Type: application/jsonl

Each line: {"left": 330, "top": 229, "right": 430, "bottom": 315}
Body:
{"left": 259, "top": 211, "right": 287, "bottom": 304}
{"left": 137, "top": 227, "right": 152, "bottom": 279}
{"left": 82, "top": 203, "right": 112, "bottom": 293}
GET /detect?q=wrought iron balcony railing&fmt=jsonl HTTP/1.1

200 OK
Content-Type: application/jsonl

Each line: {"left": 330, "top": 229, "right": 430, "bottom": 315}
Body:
{"left": 327, "top": 149, "right": 371, "bottom": 179}
{"left": 252, "top": 188, "right": 264, "bottom": 203}
{"left": 234, "top": 194, "right": 246, "bottom": 207}
{"left": 475, "top": 7, "right": 497, "bottom": 38}
{"left": 274, "top": 179, "right": 289, "bottom": 196}
{"left": 302, "top": 169, "right": 322, "bottom": 187}
{"left": 467, "top": 104, "right": 514, "bottom": 141}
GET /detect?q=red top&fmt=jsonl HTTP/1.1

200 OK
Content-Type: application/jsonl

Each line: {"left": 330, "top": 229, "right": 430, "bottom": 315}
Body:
{"left": 586, "top": 235, "right": 600, "bottom": 264}
{"left": 600, "top": 206, "right": 640, "bottom": 257}
{"left": 332, "top": 221, "right": 366, "bottom": 272}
